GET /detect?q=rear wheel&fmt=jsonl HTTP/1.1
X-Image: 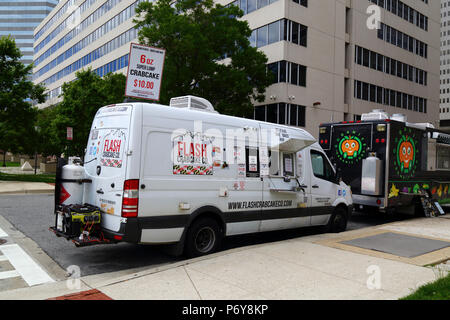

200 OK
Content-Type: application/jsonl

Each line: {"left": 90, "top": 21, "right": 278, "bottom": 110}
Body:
{"left": 326, "top": 206, "right": 348, "bottom": 233}
{"left": 185, "top": 217, "right": 222, "bottom": 258}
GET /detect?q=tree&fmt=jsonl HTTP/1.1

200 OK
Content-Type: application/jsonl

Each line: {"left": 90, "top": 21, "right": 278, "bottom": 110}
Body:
{"left": 0, "top": 36, "right": 45, "bottom": 165}
{"left": 134, "top": 0, "right": 272, "bottom": 117}
{"left": 35, "top": 106, "right": 60, "bottom": 158}
{"left": 49, "top": 69, "right": 126, "bottom": 157}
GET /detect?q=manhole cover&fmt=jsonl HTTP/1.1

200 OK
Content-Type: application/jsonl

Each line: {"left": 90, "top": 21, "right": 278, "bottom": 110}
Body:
{"left": 0, "top": 239, "right": 6, "bottom": 245}
{"left": 341, "top": 232, "right": 450, "bottom": 258}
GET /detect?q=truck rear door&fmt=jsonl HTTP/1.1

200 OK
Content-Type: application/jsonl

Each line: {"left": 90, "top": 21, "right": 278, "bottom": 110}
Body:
{"left": 324, "top": 123, "right": 372, "bottom": 194}
{"left": 83, "top": 105, "right": 133, "bottom": 233}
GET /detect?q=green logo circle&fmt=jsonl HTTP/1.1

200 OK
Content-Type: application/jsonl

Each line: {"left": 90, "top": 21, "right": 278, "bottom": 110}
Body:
{"left": 335, "top": 131, "right": 366, "bottom": 165}
{"left": 393, "top": 128, "right": 418, "bottom": 179}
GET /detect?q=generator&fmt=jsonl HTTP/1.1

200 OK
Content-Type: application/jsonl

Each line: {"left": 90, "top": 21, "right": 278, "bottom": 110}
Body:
{"left": 50, "top": 203, "right": 109, "bottom": 247}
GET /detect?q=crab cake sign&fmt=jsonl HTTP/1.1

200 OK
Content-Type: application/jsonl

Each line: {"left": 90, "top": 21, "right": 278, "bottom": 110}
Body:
{"left": 125, "top": 43, "right": 166, "bottom": 101}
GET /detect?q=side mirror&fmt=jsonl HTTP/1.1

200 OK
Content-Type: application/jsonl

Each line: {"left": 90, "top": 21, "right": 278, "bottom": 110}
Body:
{"left": 335, "top": 170, "right": 343, "bottom": 183}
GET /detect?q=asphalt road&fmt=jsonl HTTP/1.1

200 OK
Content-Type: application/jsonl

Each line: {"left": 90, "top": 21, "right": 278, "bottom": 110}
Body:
{"left": 0, "top": 194, "right": 414, "bottom": 277}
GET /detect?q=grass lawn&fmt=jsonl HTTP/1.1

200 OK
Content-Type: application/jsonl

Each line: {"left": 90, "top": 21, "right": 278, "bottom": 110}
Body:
{"left": 0, "top": 171, "right": 55, "bottom": 183}
{"left": 400, "top": 274, "right": 450, "bottom": 300}
{"left": 1, "top": 161, "right": 21, "bottom": 167}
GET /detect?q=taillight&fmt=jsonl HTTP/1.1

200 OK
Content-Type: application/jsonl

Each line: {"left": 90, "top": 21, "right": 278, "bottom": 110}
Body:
{"left": 122, "top": 179, "right": 139, "bottom": 218}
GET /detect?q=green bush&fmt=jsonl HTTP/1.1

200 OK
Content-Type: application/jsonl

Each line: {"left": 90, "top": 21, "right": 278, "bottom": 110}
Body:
{"left": 0, "top": 172, "right": 55, "bottom": 183}
{"left": 401, "top": 273, "right": 450, "bottom": 300}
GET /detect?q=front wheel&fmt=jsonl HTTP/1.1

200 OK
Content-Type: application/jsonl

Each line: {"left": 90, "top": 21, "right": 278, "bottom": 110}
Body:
{"left": 326, "top": 206, "right": 348, "bottom": 233}
{"left": 185, "top": 217, "right": 223, "bottom": 258}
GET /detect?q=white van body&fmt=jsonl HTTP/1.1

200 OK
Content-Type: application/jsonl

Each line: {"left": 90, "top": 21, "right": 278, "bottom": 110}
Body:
{"left": 82, "top": 98, "right": 352, "bottom": 255}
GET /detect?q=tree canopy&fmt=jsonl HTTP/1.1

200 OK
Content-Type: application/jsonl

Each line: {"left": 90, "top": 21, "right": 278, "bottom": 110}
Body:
{"left": 0, "top": 35, "right": 45, "bottom": 160}
{"left": 46, "top": 69, "right": 126, "bottom": 157}
{"left": 134, "top": 0, "right": 272, "bottom": 117}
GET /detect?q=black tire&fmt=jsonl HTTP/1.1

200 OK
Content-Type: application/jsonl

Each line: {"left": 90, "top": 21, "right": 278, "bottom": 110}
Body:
{"left": 185, "top": 217, "right": 223, "bottom": 258}
{"left": 326, "top": 206, "right": 348, "bottom": 233}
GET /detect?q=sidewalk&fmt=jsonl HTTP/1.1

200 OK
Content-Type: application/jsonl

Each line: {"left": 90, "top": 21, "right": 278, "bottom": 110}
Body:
{"left": 0, "top": 216, "right": 448, "bottom": 300}
{"left": 0, "top": 181, "right": 54, "bottom": 195}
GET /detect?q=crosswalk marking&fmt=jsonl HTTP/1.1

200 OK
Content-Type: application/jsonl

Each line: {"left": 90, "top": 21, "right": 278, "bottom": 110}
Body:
{"left": 0, "top": 244, "right": 54, "bottom": 286}
{"left": 0, "top": 270, "right": 20, "bottom": 280}
{"left": 0, "top": 226, "right": 7, "bottom": 238}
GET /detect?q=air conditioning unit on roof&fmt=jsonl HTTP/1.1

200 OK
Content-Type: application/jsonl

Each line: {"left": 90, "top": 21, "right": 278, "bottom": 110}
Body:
{"left": 169, "top": 95, "right": 218, "bottom": 113}
{"left": 361, "top": 109, "right": 389, "bottom": 121}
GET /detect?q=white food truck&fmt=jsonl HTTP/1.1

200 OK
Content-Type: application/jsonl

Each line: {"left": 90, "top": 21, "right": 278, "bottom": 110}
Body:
{"left": 51, "top": 96, "right": 353, "bottom": 257}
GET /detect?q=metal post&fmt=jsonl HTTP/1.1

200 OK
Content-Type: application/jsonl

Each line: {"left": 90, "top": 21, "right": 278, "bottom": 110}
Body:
{"left": 34, "top": 126, "right": 40, "bottom": 175}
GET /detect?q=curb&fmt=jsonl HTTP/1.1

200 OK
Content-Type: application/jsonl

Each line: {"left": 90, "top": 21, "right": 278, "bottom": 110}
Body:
{"left": 0, "top": 190, "right": 54, "bottom": 195}
{"left": 0, "top": 182, "right": 54, "bottom": 195}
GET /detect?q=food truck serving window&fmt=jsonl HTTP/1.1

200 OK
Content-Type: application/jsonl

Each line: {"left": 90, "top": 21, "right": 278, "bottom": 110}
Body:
{"left": 437, "top": 144, "right": 450, "bottom": 170}
{"left": 268, "top": 149, "right": 280, "bottom": 176}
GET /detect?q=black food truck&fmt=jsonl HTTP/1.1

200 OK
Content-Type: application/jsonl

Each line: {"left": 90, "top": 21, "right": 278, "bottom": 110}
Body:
{"left": 319, "top": 110, "right": 450, "bottom": 215}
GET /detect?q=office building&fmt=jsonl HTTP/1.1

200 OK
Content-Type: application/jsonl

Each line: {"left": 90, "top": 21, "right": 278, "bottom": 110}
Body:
{"left": 33, "top": 0, "right": 143, "bottom": 106}
{"left": 34, "top": 0, "right": 440, "bottom": 137}
{"left": 0, "top": 0, "right": 58, "bottom": 65}
{"left": 440, "top": 0, "right": 450, "bottom": 131}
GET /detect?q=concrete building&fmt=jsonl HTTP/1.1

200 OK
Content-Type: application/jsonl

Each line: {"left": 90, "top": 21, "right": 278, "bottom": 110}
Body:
{"left": 34, "top": 0, "right": 440, "bottom": 137}
{"left": 219, "top": 0, "right": 440, "bottom": 136}
{"left": 440, "top": 0, "right": 450, "bottom": 132}
{"left": 0, "top": 0, "right": 58, "bottom": 65}
{"left": 33, "top": 0, "right": 144, "bottom": 107}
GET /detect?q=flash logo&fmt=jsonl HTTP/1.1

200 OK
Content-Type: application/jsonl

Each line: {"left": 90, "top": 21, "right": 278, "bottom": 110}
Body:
{"left": 366, "top": 5, "right": 381, "bottom": 30}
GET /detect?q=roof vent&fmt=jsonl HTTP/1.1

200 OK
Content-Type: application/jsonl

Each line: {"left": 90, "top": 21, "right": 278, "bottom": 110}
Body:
{"left": 391, "top": 114, "right": 407, "bottom": 122}
{"left": 407, "top": 123, "right": 435, "bottom": 130}
{"left": 361, "top": 109, "right": 389, "bottom": 121}
{"left": 169, "top": 95, "right": 217, "bottom": 113}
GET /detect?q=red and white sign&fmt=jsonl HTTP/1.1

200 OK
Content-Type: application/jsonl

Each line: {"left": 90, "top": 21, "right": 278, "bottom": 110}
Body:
{"left": 59, "top": 185, "right": 71, "bottom": 204}
{"left": 100, "top": 129, "right": 126, "bottom": 168}
{"left": 67, "top": 127, "right": 73, "bottom": 141}
{"left": 172, "top": 131, "right": 213, "bottom": 175}
{"left": 125, "top": 43, "right": 166, "bottom": 101}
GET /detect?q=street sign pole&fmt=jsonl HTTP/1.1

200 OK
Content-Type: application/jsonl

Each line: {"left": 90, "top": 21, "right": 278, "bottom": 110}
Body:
{"left": 66, "top": 127, "right": 73, "bottom": 159}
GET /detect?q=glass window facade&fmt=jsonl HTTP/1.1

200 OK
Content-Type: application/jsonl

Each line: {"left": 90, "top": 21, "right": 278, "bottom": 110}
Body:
{"left": 0, "top": 0, "right": 58, "bottom": 64}
{"left": 354, "top": 79, "right": 427, "bottom": 113}
{"left": 254, "top": 103, "right": 306, "bottom": 127}
{"left": 34, "top": 0, "right": 143, "bottom": 79}
{"left": 40, "top": 27, "right": 137, "bottom": 87}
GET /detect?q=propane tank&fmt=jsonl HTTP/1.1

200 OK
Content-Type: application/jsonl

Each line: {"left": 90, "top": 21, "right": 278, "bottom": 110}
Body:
{"left": 60, "top": 157, "right": 85, "bottom": 205}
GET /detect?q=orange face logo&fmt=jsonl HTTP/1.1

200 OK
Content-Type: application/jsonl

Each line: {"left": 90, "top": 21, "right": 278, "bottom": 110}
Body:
{"left": 341, "top": 139, "right": 360, "bottom": 157}
{"left": 399, "top": 141, "right": 413, "bottom": 168}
